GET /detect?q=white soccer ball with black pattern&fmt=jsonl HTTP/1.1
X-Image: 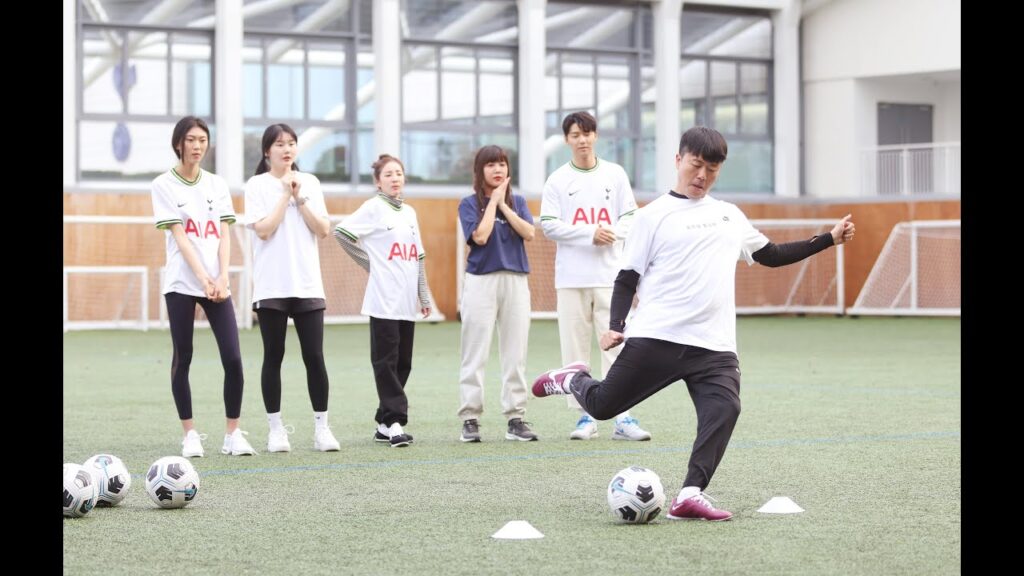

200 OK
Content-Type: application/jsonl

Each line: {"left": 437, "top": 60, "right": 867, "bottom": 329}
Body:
{"left": 145, "top": 456, "right": 200, "bottom": 509}
{"left": 607, "top": 466, "right": 666, "bottom": 524}
{"left": 83, "top": 454, "right": 132, "bottom": 507}
{"left": 63, "top": 463, "right": 99, "bottom": 518}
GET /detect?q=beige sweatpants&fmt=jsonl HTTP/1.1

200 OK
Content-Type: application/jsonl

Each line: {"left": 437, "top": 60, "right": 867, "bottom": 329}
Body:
{"left": 457, "top": 272, "right": 531, "bottom": 421}
{"left": 556, "top": 287, "right": 625, "bottom": 414}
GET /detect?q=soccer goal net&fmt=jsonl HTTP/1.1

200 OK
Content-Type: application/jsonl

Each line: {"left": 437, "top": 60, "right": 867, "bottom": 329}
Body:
{"left": 62, "top": 214, "right": 443, "bottom": 331}
{"left": 455, "top": 218, "right": 845, "bottom": 319}
{"left": 847, "top": 220, "right": 960, "bottom": 316}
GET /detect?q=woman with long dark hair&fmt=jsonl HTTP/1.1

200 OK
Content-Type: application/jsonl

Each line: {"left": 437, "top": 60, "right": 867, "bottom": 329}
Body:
{"left": 245, "top": 123, "right": 338, "bottom": 453}
{"left": 151, "top": 116, "right": 255, "bottom": 458}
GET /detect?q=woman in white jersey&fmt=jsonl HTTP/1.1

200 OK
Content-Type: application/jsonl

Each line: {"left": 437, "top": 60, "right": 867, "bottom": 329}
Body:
{"left": 245, "top": 123, "right": 339, "bottom": 454}
{"left": 456, "top": 145, "right": 538, "bottom": 443}
{"left": 150, "top": 116, "right": 256, "bottom": 458}
{"left": 334, "top": 154, "right": 434, "bottom": 448}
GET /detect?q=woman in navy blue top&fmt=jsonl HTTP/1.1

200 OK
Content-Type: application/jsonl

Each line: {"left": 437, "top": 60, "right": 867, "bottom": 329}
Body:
{"left": 456, "top": 145, "right": 538, "bottom": 443}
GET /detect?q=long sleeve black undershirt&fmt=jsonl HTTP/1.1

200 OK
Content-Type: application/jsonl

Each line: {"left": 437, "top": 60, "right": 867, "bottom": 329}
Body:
{"left": 607, "top": 233, "right": 835, "bottom": 331}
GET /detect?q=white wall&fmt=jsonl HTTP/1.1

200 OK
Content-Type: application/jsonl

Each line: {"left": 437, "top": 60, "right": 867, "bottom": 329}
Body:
{"left": 803, "top": 0, "right": 960, "bottom": 81}
{"left": 802, "top": 0, "right": 960, "bottom": 198}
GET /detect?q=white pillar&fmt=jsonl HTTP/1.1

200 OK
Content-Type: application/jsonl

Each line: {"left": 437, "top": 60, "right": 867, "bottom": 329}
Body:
{"left": 215, "top": 0, "right": 244, "bottom": 190}
{"left": 64, "top": 0, "right": 76, "bottom": 185}
{"left": 654, "top": 0, "right": 682, "bottom": 194}
{"left": 517, "top": 0, "right": 547, "bottom": 197}
{"left": 773, "top": 0, "right": 801, "bottom": 197}
{"left": 374, "top": 0, "right": 401, "bottom": 157}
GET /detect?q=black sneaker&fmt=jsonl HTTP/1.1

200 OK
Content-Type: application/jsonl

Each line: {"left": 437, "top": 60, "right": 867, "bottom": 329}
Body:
{"left": 374, "top": 423, "right": 413, "bottom": 443}
{"left": 461, "top": 419, "right": 481, "bottom": 443}
{"left": 505, "top": 418, "right": 538, "bottom": 441}
{"left": 387, "top": 423, "right": 412, "bottom": 448}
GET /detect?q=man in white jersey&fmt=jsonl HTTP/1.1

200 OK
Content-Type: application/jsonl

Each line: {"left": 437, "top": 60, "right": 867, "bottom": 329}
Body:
{"left": 540, "top": 111, "right": 651, "bottom": 442}
{"left": 533, "top": 126, "right": 856, "bottom": 521}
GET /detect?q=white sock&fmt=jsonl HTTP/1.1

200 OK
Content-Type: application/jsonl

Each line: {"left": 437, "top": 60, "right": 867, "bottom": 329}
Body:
{"left": 314, "top": 411, "right": 329, "bottom": 430}
{"left": 267, "top": 412, "right": 283, "bottom": 430}
{"left": 616, "top": 412, "right": 632, "bottom": 422}
{"left": 678, "top": 486, "right": 701, "bottom": 501}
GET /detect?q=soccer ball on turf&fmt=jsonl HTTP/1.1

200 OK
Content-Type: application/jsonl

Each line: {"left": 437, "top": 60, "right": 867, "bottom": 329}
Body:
{"left": 63, "top": 463, "right": 99, "bottom": 518}
{"left": 607, "top": 466, "right": 666, "bottom": 524}
{"left": 83, "top": 454, "right": 132, "bottom": 507}
{"left": 145, "top": 456, "right": 200, "bottom": 509}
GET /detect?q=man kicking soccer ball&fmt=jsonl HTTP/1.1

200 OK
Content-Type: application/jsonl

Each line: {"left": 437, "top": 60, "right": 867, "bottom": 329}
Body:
{"left": 532, "top": 126, "right": 856, "bottom": 521}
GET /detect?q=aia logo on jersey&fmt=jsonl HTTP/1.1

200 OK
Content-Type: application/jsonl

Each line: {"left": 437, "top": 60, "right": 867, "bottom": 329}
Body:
{"left": 571, "top": 207, "right": 612, "bottom": 226}
{"left": 388, "top": 242, "right": 419, "bottom": 261}
{"left": 183, "top": 218, "right": 221, "bottom": 239}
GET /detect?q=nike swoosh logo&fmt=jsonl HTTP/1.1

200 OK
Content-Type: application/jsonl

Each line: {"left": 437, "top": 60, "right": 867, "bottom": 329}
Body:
{"left": 386, "top": 225, "right": 394, "bottom": 230}
{"left": 568, "top": 191, "right": 579, "bottom": 196}
{"left": 177, "top": 203, "right": 187, "bottom": 208}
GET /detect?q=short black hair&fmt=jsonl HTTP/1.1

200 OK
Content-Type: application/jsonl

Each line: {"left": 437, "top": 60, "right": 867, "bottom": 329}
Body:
{"left": 171, "top": 116, "right": 210, "bottom": 159}
{"left": 562, "top": 111, "right": 597, "bottom": 136}
{"left": 678, "top": 126, "right": 728, "bottom": 163}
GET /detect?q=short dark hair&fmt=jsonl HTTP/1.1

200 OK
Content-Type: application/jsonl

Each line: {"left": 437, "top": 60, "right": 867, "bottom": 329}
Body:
{"left": 171, "top": 116, "right": 210, "bottom": 160}
{"left": 255, "top": 123, "right": 300, "bottom": 175}
{"left": 561, "top": 111, "right": 597, "bottom": 136}
{"left": 678, "top": 126, "right": 728, "bottom": 163}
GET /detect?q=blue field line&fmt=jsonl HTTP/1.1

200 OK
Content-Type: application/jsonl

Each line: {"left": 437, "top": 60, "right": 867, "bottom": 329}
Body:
{"left": 150, "top": 430, "right": 958, "bottom": 479}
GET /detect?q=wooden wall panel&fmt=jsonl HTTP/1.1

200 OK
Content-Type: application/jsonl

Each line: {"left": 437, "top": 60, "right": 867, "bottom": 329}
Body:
{"left": 64, "top": 192, "right": 961, "bottom": 319}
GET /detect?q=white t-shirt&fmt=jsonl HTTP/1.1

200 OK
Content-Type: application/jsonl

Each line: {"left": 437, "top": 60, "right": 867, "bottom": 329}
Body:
{"left": 540, "top": 159, "right": 638, "bottom": 288}
{"left": 622, "top": 193, "right": 769, "bottom": 353}
{"left": 244, "top": 171, "right": 328, "bottom": 302}
{"left": 336, "top": 197, "right": 425, "bottom": 321}
{"left": 151, "top": 168, "right": 237, "bottom": 297}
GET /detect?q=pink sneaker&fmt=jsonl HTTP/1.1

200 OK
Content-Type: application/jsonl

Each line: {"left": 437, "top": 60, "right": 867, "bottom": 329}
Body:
{"left": 531, "top": 362, "right": 590, "bottom": 397}
{"left": 666, "top": 493, "right": 733, "bottom": 521}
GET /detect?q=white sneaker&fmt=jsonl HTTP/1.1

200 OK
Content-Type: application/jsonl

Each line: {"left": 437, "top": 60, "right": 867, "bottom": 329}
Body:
{"left": 612, "top": 416, "right": 652, "bottom": 441}
{"left": 181, "top": 430, "right": 207, "bottom": 458}
{"left": 313, "top": 427, "right": 341, "bottom": 452}
{"left": 267, "top": 424, "right": 295, "bottom": 453}
{"left": 222, "top": 429, "right": 257, "bottom": 455}
{"left": 569, "top": 415, "right": 598, "bottom": 440}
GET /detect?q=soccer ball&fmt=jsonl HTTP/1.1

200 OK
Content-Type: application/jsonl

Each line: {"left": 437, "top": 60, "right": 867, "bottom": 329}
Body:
{"left": 145, "top": 456, "right": 200, "bottom": 509}
{"left": 607, "top": 466, "right": 666, "bottom": 524}
{"left": 63, "top": 463, "right": 99, "bottom": 518}
{"left": 83, "top": 454, "right": 132, "bottom": 507}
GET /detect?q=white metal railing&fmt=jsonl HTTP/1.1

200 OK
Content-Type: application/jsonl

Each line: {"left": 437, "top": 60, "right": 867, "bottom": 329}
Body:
{"left": 861, "top": 142, "right": 960, "bottom": 197}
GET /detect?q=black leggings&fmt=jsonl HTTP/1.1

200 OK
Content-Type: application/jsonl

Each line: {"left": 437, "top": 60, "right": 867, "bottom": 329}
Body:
{"left": 570, "top": 338, "right": 741, "bottom": 491}
{"left": 255, "top": 308, "right": 329, "bottom": 413}
{"left": 164, "top": 292, "right": 244, "bottom": 420}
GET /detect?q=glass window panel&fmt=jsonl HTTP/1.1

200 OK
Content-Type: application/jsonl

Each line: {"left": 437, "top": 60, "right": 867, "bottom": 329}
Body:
{"left": 546, "top": 143, "right": 571, "bottom": 176}
{"left": 441, "top": 47, "right": 476, "bottom": 121}
{"left": 126, "top": 31, "right": 167, "bottom": 115}
{"left": 681, "top": 10, "right": 771, "bottom": 59}
{"left": 740, "top": 63, "right": 768, "bottom": 135}
{"left": 357, "top": 46, "right": 375, "bottom": 124}
{"left": 478, "top": 51, "right": 515, "bottom": 126}
{"left": 597, "top": 58, "right": 631, "bottom": 131}
{"left": 171, "top": 35, "right": 212, "bottom": 117}
{"left": 267, "top": 60, "right": 305, "bottom": 119}
{"left": 81, "top": 0, "right": 215, "bottom": 27}
{"left": 560, "top": 56, "right": 594, "bottom": 112}
{"left": 82, "top": 28, "right": 127, "bottom": 114}
{"left": 401, "top": 131, "right": 476, "bottom": 184}
{"left": 242, "top": 40, "right": 264, "bottom": 119}
{"left": 547, "top": 3, "right": 636, "bottom": 49}
{"left": 357, "top": 129, "right": 375, "bottom": 184}
{"left": 711, "top": 61, "right": 736, "bottom": 133}
{"left": 403, "top": 0, "right": 516, "bottom": 41}
{"left": 309, "top": 42, "right": 346, "bottom": 121}
{"left": 299, "top": 128, "right": 350, "bottom": 182}
{"left": 403, "top": 46, "right": 438, "bottom": 123}
{"left": 244, "top": 0, "right": 353, "bottom": 33}
{"left": 595, "top": 137, "right": 634, "bottom": 183}
{"left": 80, "top": 120, "right": 209, "bottom": 181}
{"left": 638, "top": 136, "right": 656, "bottom": 192}
{"left": 713, "top": 140, "right": 772, "bottom": 193}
